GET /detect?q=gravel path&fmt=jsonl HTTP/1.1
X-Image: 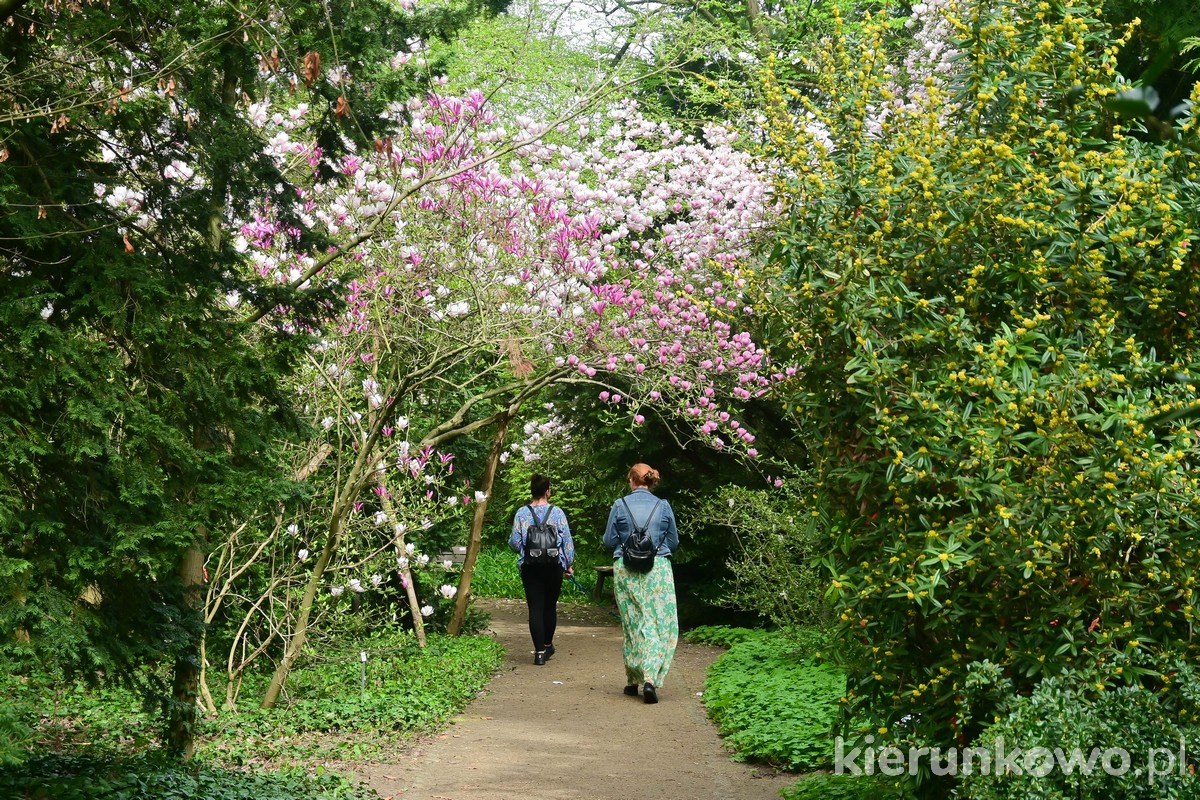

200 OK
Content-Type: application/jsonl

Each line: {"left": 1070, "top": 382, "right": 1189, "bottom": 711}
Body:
{"left": 351, "top": 597, "right": 794, "bottom": 800}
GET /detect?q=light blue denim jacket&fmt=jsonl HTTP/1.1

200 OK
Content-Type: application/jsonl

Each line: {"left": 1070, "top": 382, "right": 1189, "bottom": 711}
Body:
{"left": 603, "top": 488, "right": 679, "bottom": 558}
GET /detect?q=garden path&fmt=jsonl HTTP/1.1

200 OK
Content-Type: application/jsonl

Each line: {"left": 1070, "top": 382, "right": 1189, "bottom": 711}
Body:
{"left": 349, "top": 597, "right": 795, "bottom": 800}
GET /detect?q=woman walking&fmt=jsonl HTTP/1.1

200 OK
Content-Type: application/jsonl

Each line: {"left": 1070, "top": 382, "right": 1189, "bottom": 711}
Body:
{"left": 603, "top": 463, "right": 679, "bottom": 703}
{"left": 509, "top": 474, "right": 575, "bottom": 665}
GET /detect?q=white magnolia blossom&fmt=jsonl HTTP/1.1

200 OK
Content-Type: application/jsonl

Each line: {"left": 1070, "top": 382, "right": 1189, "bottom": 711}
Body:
{"left": 163, "top": 159, "right": 195, "bottom": 182}
{"left": 438, "top": 584, "right": 457, "bottom": 599}
{"left": 420, "top": 605, "right": 434, "bottom": 617}
{"left": 442, "top": 560, "right": 454, "bottom": 570}
{"left": 330, "top": 585, "right": 345, "bottom": 597}
{"left": 297, "top": 548, "right": 310, "bottom": 561}
{"left": 397, "top": 555, "right": 410, "bottom": 569}
{"left": 370, "top": 573, "right": 384, "bottom": 587}
{"left": 287, "top": 523, "right": 299, "bottom": 536}
{"left": 405, "top": 542, "right": 416, "bottom": 555}
{"left": 417, "top": 554, "right": 430, "bottom": 566}
{"left": 348, "top": 578, "right": 365, "bottom": 593}
{"left": 474, "top": 491, "right": 488, "bottom": 503}
{"left": 374, "top": 511, "right": 389, "bottom": 526}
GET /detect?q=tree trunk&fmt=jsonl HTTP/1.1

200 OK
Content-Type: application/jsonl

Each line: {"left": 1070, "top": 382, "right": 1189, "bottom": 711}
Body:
{"left": 745, "top": 0, "right": 770, "bottom": 57}
{"left": 260, "top": 513, "right": 344, "bottom": 708}
{"left": 376, "top": 474, "right": 427, "bottom": 647}
{"left": 448, "top": 415, "right": 510, "bottom": 635}
{"left": 166, "top": 543, "right": 205, "bottom": 759}
{"left": 171, "top": 45, "right": 241, "bottom": 734}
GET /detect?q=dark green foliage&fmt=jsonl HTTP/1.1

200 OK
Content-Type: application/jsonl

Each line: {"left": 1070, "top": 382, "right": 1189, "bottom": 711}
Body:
{"left": 0, "top": 753, "right": 377, "bottom": 800}
{"left": 700, "top": 628, "right": 844, "bottom": 770}
{"left": 782, "top": 773, "right": 914, "bottom": 800}
{"left": 958, "top": 662, "right": 1200, "bottom": 800}
{"left": 0, "top": 0, "right": 506, "bottom": 742}
{"left": 756, "top": 1, "right": 1200, "bottom": 775}
{"left": 689, "top": 480, "right": 832, "bottom": 628}
{"left": 685, "top": 623, "right": 770, "bottom": 647}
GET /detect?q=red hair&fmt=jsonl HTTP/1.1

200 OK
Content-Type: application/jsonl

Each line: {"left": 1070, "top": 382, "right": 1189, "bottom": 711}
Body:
{"left": 628, "top": 463, "right": 661, "bottom": 489}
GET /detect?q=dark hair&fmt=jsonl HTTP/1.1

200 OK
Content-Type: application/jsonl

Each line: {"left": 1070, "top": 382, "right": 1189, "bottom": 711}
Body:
{"left": 627, "top": 463, "right": 660, "bottom": 490}
{"left": 531, "top": 474, "right": 551, "bottom": 499}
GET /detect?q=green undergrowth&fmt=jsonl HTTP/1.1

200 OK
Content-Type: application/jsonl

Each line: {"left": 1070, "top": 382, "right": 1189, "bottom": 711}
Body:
{"left": 688, "top": 625, "right": 845, "bottom": 771}
{"left": 1, "top": 630, "right": 503, "bottom": 798}
{"left": 0, "top": 752, "right": 376, "bottom": 800}
{"left": 468, "top": 546, "right": 526, "bottom": 599}
{"left": 207, "top": 633, "right": 504, "bottom": 762}
{"left": 780, "top": 772, "right": 915, "bottom": 800}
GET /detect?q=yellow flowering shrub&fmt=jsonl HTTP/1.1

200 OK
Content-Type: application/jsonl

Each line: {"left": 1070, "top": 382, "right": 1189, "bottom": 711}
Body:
{"left": 755, "top": 0, "right": 1200, "bottom": 752}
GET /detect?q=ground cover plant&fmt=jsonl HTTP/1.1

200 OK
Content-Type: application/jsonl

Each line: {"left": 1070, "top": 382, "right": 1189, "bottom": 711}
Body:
{"left": 0, "top": 630, "right": 502, "bottom": 796}
{"left": 688, "top": 626, "right": 844, "bottom": 771}
{"left": 0, "top": 753, "right": 376, "bottom": 800}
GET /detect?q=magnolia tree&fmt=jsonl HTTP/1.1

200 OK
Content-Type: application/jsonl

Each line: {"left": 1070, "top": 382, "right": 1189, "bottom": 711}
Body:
{"left": 226, "top": 84, "right": 783, "bottom": 699}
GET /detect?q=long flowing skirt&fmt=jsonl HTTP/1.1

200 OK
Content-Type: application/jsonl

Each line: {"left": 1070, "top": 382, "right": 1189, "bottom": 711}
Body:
{"left": 613, "top": 558, "right": 678, "bottom": 687}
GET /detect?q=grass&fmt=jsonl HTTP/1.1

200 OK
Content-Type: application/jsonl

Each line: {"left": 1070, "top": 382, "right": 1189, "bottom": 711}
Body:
{"left": 469, "top": 544, "right": 610, "bottom": 602}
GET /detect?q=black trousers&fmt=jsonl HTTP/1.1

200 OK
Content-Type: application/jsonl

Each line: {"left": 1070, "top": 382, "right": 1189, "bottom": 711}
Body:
{"left": 520, "top": 561, "right": 564, "bottom": 651}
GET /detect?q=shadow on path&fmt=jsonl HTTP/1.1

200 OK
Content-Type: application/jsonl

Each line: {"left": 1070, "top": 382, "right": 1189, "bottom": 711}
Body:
{"left": 353, "top": 597, "right": 794, "bottom": 800}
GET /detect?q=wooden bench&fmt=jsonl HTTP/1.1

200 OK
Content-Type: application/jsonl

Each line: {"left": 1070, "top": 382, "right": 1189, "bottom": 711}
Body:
{"left": 435, "top": 545, "right": 468, "bottom": 565}
{"left": 593, "top": 564, "right": 614, "bottom": 600}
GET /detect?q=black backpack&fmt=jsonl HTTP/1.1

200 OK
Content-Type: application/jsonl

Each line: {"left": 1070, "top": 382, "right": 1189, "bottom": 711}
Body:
{"left": 523, "top": 505, "right": 561, "bottom": 566}
{"left": 619, "top": 497, "right": 662, "bottom": 574}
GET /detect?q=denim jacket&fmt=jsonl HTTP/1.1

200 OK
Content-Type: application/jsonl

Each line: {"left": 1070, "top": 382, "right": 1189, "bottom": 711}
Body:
{"left": 603, "top": 488, "right": 679, "bottom": 558}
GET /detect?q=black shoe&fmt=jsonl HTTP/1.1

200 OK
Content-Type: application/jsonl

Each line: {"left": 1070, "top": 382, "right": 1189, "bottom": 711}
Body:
{"left": 623, "top": 684, "right": 639, "bottom": 696}
{"left": 544, "top": 644, "right": 555, "bottom": 660}
{"left": 643, "top": 682, "right": 658, "bottom": 704}
{"left": 534, "top": 651, "right": 547, "bottom": 665}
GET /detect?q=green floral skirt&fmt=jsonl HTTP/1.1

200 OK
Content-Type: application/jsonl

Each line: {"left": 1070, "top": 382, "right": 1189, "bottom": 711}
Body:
{"left": 613, "top": 558, "right": 678, "bottom": 687}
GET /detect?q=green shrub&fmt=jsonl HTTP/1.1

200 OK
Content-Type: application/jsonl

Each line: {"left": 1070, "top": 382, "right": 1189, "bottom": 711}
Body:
{"left": 959, "top": 667, "right": 1200, "bottom": 800}
{"left": 755, "top": 0, "right": 1200, "bottom": 764}
{"left": 702, "top": 631, "right": 845, "bottom": 770}
{"left": 689, "top": 481, "right": 833, "bottom": 628}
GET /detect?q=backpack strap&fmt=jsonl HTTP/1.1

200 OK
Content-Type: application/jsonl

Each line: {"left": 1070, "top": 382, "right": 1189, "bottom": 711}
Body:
{"left": 618, "top": 497, "right": 662, "bottom": 546}
{"left": 526, "top": 504, "right": 551, "bottom": 528}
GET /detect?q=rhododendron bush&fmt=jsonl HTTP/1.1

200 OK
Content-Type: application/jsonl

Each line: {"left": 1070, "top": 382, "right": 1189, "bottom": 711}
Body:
{"left": 753, "top": 0, "right": 1200, "bottom": 779}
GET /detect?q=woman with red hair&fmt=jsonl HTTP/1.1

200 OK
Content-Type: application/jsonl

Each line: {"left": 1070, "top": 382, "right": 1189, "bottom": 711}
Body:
{"left": 602, "top": 463, "right": 679, "bottom": 704}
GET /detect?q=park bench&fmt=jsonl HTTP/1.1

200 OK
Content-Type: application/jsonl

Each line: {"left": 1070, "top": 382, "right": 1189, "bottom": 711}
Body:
{"left": 592, "top": 564, "right": 614, "bottom": 600}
